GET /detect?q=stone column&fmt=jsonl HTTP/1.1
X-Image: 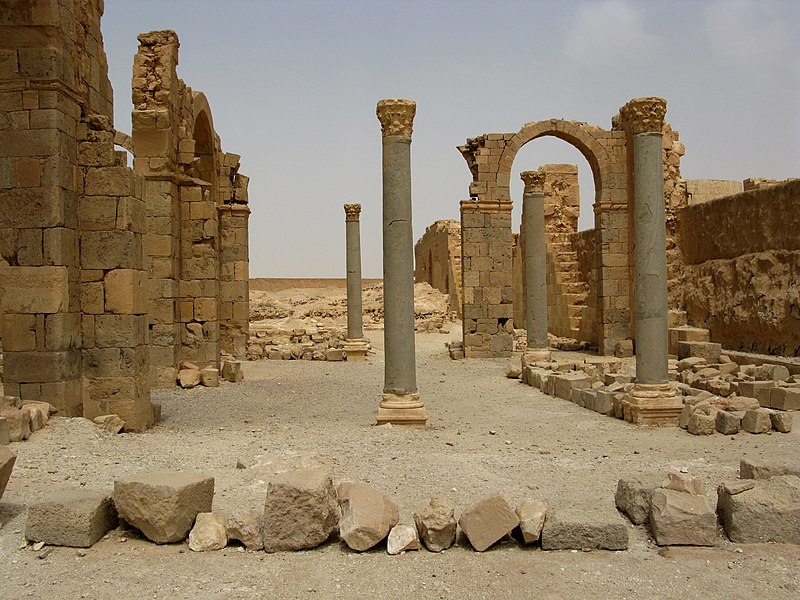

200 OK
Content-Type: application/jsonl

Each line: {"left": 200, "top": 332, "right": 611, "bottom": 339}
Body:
{"left": 620, "top": 97, "right": 682, "bottom": 425}
{"left": 520, "top": 171, "right": 551, "bottom": 366}
{"left": 343, "top": 203, "right": 368, "bottom": 361}
{"left": 375, "top": 99, "right": 427, "bottom": 426}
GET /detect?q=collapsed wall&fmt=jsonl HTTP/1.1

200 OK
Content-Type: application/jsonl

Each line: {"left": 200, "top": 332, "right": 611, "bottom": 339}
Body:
{"left": 413, "top": 220, "right": 461, "bottom": 317}
{"left": 678, "top": 180, "right": 800, "bottom": 356}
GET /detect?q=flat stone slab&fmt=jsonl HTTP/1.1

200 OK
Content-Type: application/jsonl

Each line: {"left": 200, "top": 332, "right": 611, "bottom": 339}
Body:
{"left": 458, "top": 493, "right": 519, "bottom": 552}
{"left": 541, "top": 507, "right": 628, "bottom": 551}
{"left": 717, "top": 475, "right": 800, "bottom": 544}
{"left": 113, "top": 470, "right": 214, "bottom": 544}
{"left": 262, "top": 467, "right": 339, "bottom": 552}
{"left": 26, "top": 488, "right": 117, "bottom": 547}
{"left": 650, "top": 488, "right": 716, "bottom": 546}
{"left": 0, "top": 446, "right": 16, "bottom": 501}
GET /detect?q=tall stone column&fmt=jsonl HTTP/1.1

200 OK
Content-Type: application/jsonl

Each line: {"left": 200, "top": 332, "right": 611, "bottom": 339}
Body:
{"left": 620, "top": 97, "right": 682, "bottom": 425}
{"left": 520, "top": 171, "right": 551, "bottom": 367}
{"left": 375, "top": 99, "right": 427, "bottom": 426}
{"left": 343, "top": 203, "right": 368, "bottom": 361}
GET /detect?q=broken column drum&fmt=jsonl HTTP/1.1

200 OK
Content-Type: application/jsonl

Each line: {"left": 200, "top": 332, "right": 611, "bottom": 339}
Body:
{"left": 343, "top": 204, "right": 368, "bottom": 360}
{"left": 620, "top": 97, "right": 682, "bottom": 425}
{"left": 520, "top": 171, "right": 551, "bottom": 363}
{"left": 375, "top": 99, "right": 427, "bottom": 426}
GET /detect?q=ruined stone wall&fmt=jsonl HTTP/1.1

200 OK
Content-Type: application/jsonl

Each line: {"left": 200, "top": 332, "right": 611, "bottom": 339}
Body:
{"left": 0, "top": 0, "right": 153, "bottom": 430}
{"left": 570, "top": 228, "right": 599, "bottom": 343}
{"left": 678, "top": 180, "right": 800, "bottom": 356}
{"left": 414, "top": 220, "right": 461, "bottom": 317}
{"left": 132, "top": 30, "right": 249, "bottom": 386}
{"left": 686, "top": 179, "right": 742, "bottom": 206}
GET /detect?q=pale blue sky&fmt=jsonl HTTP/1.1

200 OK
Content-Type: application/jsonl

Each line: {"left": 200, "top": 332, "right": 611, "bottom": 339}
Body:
{"left": 102, "top": 0, "right": 799, "bottom": 278}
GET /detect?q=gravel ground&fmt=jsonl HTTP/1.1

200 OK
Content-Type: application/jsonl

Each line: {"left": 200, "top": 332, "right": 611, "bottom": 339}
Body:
{"left": 1, "top": 327, "right": 799, "bottom": 599}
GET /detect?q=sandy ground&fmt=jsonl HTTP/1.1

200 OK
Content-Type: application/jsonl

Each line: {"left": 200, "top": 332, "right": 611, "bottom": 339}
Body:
{"left": 1, "top": 326, "right": 799, "bottom": 599}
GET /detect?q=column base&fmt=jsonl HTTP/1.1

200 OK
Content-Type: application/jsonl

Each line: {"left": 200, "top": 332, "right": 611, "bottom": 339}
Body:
{"left": 343, "top": 339, "right": 369, "bottom": 361}
{"left": 621, "top": 382, "right": 682, "bottom": 426}
{"left": 521, "top": 348, "right": 552, "bottom": 369}
{"left": 376, "top": 392, "right": 427, "bottom": 427}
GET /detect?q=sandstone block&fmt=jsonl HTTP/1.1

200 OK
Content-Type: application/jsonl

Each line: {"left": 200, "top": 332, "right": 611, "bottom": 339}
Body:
{"left": 189, "top": 512, "right": 228, "bottom": 552}
{"left": 505, "top": 362, "right": 522, "bottom": 379}
{"left": 0, "top": 417, "right": 9, "bottom": 446}
{"left": 262, "top": 467, "right": 339, "bottom": 552}
{"left": 765, "top": 387, "right": 800, "bottom": 411}
{"left": 0, "top": 446, "right": 15, "bottom": 500}
{"left": 737, "top": 381, "right": 774, "bottom": 400}
{"left": 615, "top": 475, "right": 664, "bottom": 525}
{"left": 541, "top": 507, "right": 628, "bottom": 551}
{"left": 2, "top": 408, "right": 31, "bottom": 442}
{"left": 515, "top": 500, "right": 547, "bottom": 544}
{"left": 650, "top": 488, "right": 716, "bottom": 546}
{"left": 94, "top": 414, "right": 125, "bottom": 434}
{"left": 387, "top": 524, "right": 420, "bottom": 555}
{"left": 338, "top": 483, "right": 399, "bottom": 551}
{"left": 325, "top": 348, "right": 344, "bottom": 361}
{"left": 715, "top": 410, "right": 741, "bottom": 435}
{"left": 664, "top": 472, "right": 704, "bottom": 495}
{"left": 26, "top": 488, "right": 117, "bottom": 547}
{"left": 0, "top": 265, "right": 69, "bottom": 314}
{"left": 719, "top": 479, "right": 755, "bottom": 495}
{"left": 769, "top": 410, "right": 792, "bottom": 433}
{"left": 717, "top": 475, "right": 800, "bottom": 544}
{"left": 726, "top": 395, "right": 760, "bottom": 412}
{"left": 677, "top": 341, "right": 721, "bottom": 363}
{"left": 687, "top": 412, "right": 715, "bottom": 435}
{"left": 458, "top": 493, "right": 519, "bottom": 552}
{"left": 200, "top": 368, "right": 219, "bottom": 387}
{"left": 113, "top": 471, "right": 214, "bottom": 544}
{"left": 413, "top": 495, "right": 456, "bottom": 552}
{"left": 104, "top": 269, "right": 147, "bottom": 315}
{"left": 741, "top": 409, "right": 771, "bottom": 434}
{"left": 222, "top": 361, "right": 243, "bottom": 383}
{"left": 178, "top": 368, "right": 201, "bottom": 389}
{"left": 224, "top": 508, "right": 264, "bottom": 550}
{"left": 740, "top": 458, "right": 800, "bottom": 480}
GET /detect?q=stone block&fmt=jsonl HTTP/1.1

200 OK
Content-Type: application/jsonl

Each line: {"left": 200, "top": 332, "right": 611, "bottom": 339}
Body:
{"left": 650, "top": 488, "right": 716, "bottom": 546}
{"left": 553, "top": 372, "right": 593, "bottom": 401}
{"left": 413, "top": 496, "right": 456, "bottom": 552}
{"left": 387, "top": 524, "right": 420, "bottom": 555}
{"left": 0, "top": 417, "right": 9, "bottom": 446}
{"left": 325, "top": 348, "right": 344, "bottom": 361}
{"left": 715, "top": 410, "right": 741, "bottom": 435}
{"left": 741, "top": 409, "right": 771, "bottom": 434}
{"left": 94, "top": 414, "right": 125, "bottom": 434}
{"left": 25, "top": 488, "right": 117, "bottom": 547}
{"left": 222, "top": 360, "right": 243, "bottom": 383}
{"left": 262, "top": 467, "right": 339, "bottom": 552}
{"left": 677, "top": 341, "right": 721, "bottom": 363}
{"left": 740, "top": 458, "right": 800, "bottom": 480}
{"left": 515, "top": 500, "right": 547, "bottom": 544}
{"left": 188, "top": 512, "right": 227, "bottom": 552}
{"left": 224, "top": 508, "right": 263, "bottom": 550}
{"left": 615, "top": 475, "right": 664, "bottom": 525}
{"left": 113, "top": 470, "right": 215, "bottom": 544}
{"left": 178, "top": 369, "right": 201, "bottom": 389}
{"left": 769, "top": 410, "right": 792, "bottom": 433}
{"left": 458, "top": 493, "right": 519, "bottom": 552}
{"left": 200, "top": 368, "right": 219, "bottom": 387}
{"left": 2, "top": 408, "right": 31, "bottom": 442}
{"left": 81, "top": 231, "right": 142, "bottom": 270}
{"left": 764, "top": 387, "right": 800, "bottom": 411}
{"left": 104, "top": 269, "right": 148, "bottom": 314}
{"left": 668, "top": 326, "right": 710, "bottom": 356}
{"left": 541, "top": 507, "right": 628, "bottom": 551}
{"left": 717, "top": 475, "right": 800, "bottom": 544}
{"left": 0, "top": 446, "right": 15, "bottom": 500}
{"left": 0, "top": 266, "right": 69, "bottom": 314}
{"left": 687, "top": 411, "right": 715, "bottom": 435}
{"left": 737, "top": 380, "right": 775, "bottom": 400}
{"left": 338, "top": 482, "right": 399, "bottom": 552}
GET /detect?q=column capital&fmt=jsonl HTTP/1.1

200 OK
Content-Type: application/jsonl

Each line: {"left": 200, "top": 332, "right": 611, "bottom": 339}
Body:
{"left": 344, "top": 203, "right": 362, "bottom": 221}
{"left": 376, "top": 98, "right": 416, "bottom": 138}
{"left": 619, "top": 97, "right": 667, "bottom": 135}
{"left": 520, "top": 170, "right": 545, "bottom": 194}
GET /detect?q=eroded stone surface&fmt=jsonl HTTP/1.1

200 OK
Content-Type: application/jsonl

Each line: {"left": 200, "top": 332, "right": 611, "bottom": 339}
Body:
{"left": 413, "top": 496, "right": 457, "bottom": 552}
{"left": 615, "top": 475, "right": 663, "bottom": 525}
{"left": 26, "top": 488, "right": 117, "bottom": 548}
{"left": 541, "top": 507, "right": 628, "bottom": 551}
{"left": 0, "top": 446, "right": 16, "bottom": 501}
{"left": 189, "top": 512, "right": 228, "bottom": 552}
{"left": 224, "top": 508, "right": 264, "bottom": 550}
{"left": 338, "top": 482, "right": 399, "bottom": 552}
{"left": 650, "top": 488, "right": 716, "bottom": 546}
{"left": 458, "top": 493, "right": 519, "bottom": 552}
{"left": 717, "top": 475, "right": 800, "bottom": 544}
{"left": 515, "top": 500, "right": 547, "bottom": 544}
{"left": 386, "top": 524, "right": 420, "bottom": 555}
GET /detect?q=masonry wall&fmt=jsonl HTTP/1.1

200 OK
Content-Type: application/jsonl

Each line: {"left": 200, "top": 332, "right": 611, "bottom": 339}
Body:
{"left": 686, "top": 179, "right": 742, "bottom": 206}
{"left": 678, "top": 180, "right": 800, "bottom": 356}
{"left": 414, "top": 220, "right": 461, "bottom": 317}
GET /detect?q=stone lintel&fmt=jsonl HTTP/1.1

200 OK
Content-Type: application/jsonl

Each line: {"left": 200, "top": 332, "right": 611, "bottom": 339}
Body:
{"left": 376, "top": 392, "right": 427, "bottom": 427}
{"left": 459, "top": 200, "right": 513, "bottom": 214}
{"left": 621, "top": 383, "right": 682, "bottom": 426}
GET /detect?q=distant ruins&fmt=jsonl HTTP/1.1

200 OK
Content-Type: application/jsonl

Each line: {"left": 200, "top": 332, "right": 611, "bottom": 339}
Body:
{"left": 0, "top": 0, "right": 250, "bottom": 431}
{"left": 417, "top": 112, "right": 799, "bottom": 360}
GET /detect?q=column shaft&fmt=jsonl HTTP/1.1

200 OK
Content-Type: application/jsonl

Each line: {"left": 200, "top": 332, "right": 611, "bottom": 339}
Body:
{"left": 523, "top": 189, "right": 548, "bottom": 350}
{"left": 345, "top": 210, "right": 364, "bottom": 340}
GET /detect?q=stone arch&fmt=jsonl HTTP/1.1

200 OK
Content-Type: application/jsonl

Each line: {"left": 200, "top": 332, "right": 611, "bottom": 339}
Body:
{"left": 496, "top": 120, "right": 614, "bottom": 213}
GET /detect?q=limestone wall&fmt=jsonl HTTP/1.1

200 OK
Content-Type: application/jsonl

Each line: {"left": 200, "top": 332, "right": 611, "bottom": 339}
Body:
{"left": 686, "top": 179, "right": 742, "bottom": 206}
{"left": 678, "top": 180, "right": 800, "bottom": 356}
{"left": 414, "top": 220, "right": 461, "bottom": 317}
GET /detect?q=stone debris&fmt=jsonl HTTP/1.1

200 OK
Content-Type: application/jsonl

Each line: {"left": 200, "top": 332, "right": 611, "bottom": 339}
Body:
{"left": 768, "top": 409, "right": 793, "bottom": 433}
{"left": 93, "top": 414, "right": 125, "bottom": 434}
{"left": 0, "top": 417, "right": 9, "bottom": 446}
{"left": 338, "top": 483, "right": 399, "bottom": 552}
{"left": 2, "top": 408, "right": 31, "bottom": 442}
{"left": 740, "top": 458, "right": 800, "bottom": 480}
{"left": 764, "top": 387, "right": 800, "bottom": 411}
{"left": 540, "top": 507, "right": 629, "bottom": 551}
{"left": 262, "top": 467, "right": 339, "bottom": 552}
{"left": 224, "top": 508, "right": 264, "bottom": 550}
{"left": 413, "top": 496, "right": 457, "bottom": 552}
{"left": 178, "top": 368, "right": 201, "bottom": 389}
{"left": 222, "top": 361, "right": 244, "bottom": 383}
{"left": 515, "top": 500, "right": 547, "bottom": 544}
{"left": 717, "top": 475, "right": 800, "bottom": 544}
{"left": 664, "top": 472, "right": 704, "bottom": 496}
{"left": 200, "top": 368, "right": 220, "bottom": 387}
{"left": 719, "top": 479, "right": 755, "bottom": 496}
{"left": 615, "top": 475, "right": 663, "bottom": 525}
{"left": 457, "top": 493, "right": 519, "bottom": 552}
{"left": 0, "top": 446, "right": 16, "bottom": 501}
{"left": 741, "top": 408, "right": 772, "bottom": 434}
{"left": 714, "top": 410, "right": 741, "bottom": 435}
{"left": 649, "top": 488, "right": 716, "bottom": 546}
{"left": 505, "top": 362, "right": 522, "bottom": 379}
{"left": 386, "top": 524, "right": 420, "bottom": 555}
{"left": 189, "top": 512, "right": 228, "bottom": 552}
{"left": 25, "top": 488, "right": 117, "bottom": 548}
{"left": 113, "top": 471, "right": 214, "bottom": 544}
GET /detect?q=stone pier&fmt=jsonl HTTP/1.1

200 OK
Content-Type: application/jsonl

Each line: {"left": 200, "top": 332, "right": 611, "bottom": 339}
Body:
{"left": 375, "top": 99, "right": 427, "bottom": 426}
{"left": 619, "top": 97, "right": 682, "bottom": 425}
{"left": 520, "top": 171, "right": 551, "bottom": 366}
{"left": 342, "top": 204, "right": 368, "bottom": 361}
